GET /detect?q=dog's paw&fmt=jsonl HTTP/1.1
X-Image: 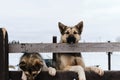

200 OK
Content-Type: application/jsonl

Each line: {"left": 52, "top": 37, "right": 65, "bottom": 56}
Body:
{"left": 79, "top": 77, "right": 86, "bottom": 80}
{"left": 48, "top": 67, "right": 56, "bottom": 76}
{"left": 91, "top": 67, "right": 104, "bottom": 76}
{"left": 80, "top": 78, "right": 86, "bottom": 80}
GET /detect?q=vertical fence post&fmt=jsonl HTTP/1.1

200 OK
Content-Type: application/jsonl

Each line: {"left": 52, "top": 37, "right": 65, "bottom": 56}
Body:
{"left": 52, "top": 36, "right": 57, "bottom": 67}
{"left": 0, "top": 28, "right": 9, "bottom": 80}
{"left": 108, "top": 41, "right": 112, "bottom": 70}
{"left": 108, "top": 52, "right": 112, "bottom": 70}
{"left": 53, "top": 36, "right": 57, "bottom": 44}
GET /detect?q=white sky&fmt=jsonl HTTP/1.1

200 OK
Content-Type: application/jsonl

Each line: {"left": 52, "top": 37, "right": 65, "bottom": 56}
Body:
{"left": 1, "top": 0, "right": 120, "bottom": 70}
{"left": 1, "top": 0, "right": 120, "bottom": 42}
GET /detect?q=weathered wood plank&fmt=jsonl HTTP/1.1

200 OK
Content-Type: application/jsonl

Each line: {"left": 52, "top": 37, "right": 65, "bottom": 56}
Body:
{"left": 9, "top": 71, "right": 120, "bottom": 80}
{"left": 9, "top": 42, "right": 120, "bottom": 53}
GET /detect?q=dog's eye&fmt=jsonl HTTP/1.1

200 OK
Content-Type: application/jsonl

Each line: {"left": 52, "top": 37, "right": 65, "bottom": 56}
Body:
{"left": 32, "top": 73, "right": 37, "bottom": 77}
{"left": 66, "top": 31, "right": 69, "bottom": 34}
{"left": 73, "top": 31, "right": 77, "bottom": 34}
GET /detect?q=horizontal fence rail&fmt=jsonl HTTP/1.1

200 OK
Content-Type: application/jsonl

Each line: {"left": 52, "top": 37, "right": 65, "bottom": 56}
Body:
{"left": 9, "top": 71, "right": 120, "bottom": 80}
{"left": 9, "top": 42, "right": 120, "bottom": 53}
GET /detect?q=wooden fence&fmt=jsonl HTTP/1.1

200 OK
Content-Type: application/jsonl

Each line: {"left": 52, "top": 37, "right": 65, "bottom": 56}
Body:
{"left": 0, "top": 28, "right": 120, "bottom": 80}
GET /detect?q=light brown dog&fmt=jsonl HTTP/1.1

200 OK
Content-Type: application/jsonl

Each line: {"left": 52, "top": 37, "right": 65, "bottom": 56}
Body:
{"left": 53, "top": 21, "right": 104, "bottom": 80}
{"left": 19, "top": 52, "right": 56, "bottom": 80}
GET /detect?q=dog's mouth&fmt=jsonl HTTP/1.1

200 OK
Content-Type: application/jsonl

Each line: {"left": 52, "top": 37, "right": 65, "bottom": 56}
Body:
{"left": 67, "top": 35, "right": 76, "bottom": 44}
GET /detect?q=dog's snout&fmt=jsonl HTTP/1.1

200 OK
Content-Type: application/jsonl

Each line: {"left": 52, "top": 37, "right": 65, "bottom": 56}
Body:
{"left": 67, "top": 35, "right": 76, "bottom": 44}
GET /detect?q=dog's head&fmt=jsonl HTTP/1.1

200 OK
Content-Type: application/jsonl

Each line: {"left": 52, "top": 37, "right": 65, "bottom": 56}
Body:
{"left": 58, "top": 21, "right": 83, "bottom": 44}
{"left": 19, "top": 52, "right": 43, "bottom": 80}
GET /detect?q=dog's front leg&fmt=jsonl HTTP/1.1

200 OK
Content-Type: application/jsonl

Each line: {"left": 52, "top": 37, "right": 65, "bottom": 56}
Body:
{"left": 64, "top": 66, "right": 86, "bottom": 80}
{"left": 85, "top": 66, "right": 104, "bottom": 76}
{"left": 21, "top": 72, "right": 27, "bottom": 80}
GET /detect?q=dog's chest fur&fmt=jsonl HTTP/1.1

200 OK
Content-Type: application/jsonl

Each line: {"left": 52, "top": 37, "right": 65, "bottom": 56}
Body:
{"left": 53, "top": 53, "right": 82, "bottom": 70}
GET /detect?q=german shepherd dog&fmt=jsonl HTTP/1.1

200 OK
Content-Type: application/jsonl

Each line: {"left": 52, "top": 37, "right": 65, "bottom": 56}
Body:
{"left": 53, "top": 21, "right": 104, "bottom": 80}
{"left": 19, "top": 52, "right": 56, "bottom": 80}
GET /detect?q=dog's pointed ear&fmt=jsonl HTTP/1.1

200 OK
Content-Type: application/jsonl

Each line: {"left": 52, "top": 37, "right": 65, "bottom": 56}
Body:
{"left": 75, "top": 21, "right": 83, "bottom": 34}
{"left": 58, "top": 22, "right": 67, "bottom": 35}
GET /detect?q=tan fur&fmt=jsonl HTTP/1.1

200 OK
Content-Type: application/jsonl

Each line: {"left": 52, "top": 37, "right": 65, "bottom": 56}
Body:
{"left": 53, "top": 21, "right": 104, "bottom": 80}
{"left": 19, "top": 52, "right": 56, "bottom": 80}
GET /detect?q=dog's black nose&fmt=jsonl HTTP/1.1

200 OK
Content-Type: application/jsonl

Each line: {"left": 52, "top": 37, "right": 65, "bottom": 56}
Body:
{"left": 67, "top": 35, "right": 76, "bottom": 44}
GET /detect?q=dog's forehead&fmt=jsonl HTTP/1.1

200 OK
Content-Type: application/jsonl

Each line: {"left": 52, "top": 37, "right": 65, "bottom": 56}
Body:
{"left": 66, "top": 27, "right": 77, "bottom": 31}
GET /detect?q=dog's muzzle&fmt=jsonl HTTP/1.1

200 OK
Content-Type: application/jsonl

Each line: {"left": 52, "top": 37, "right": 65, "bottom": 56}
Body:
{"left": 67, "top": 35, "right": 76, "bottom": 44}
